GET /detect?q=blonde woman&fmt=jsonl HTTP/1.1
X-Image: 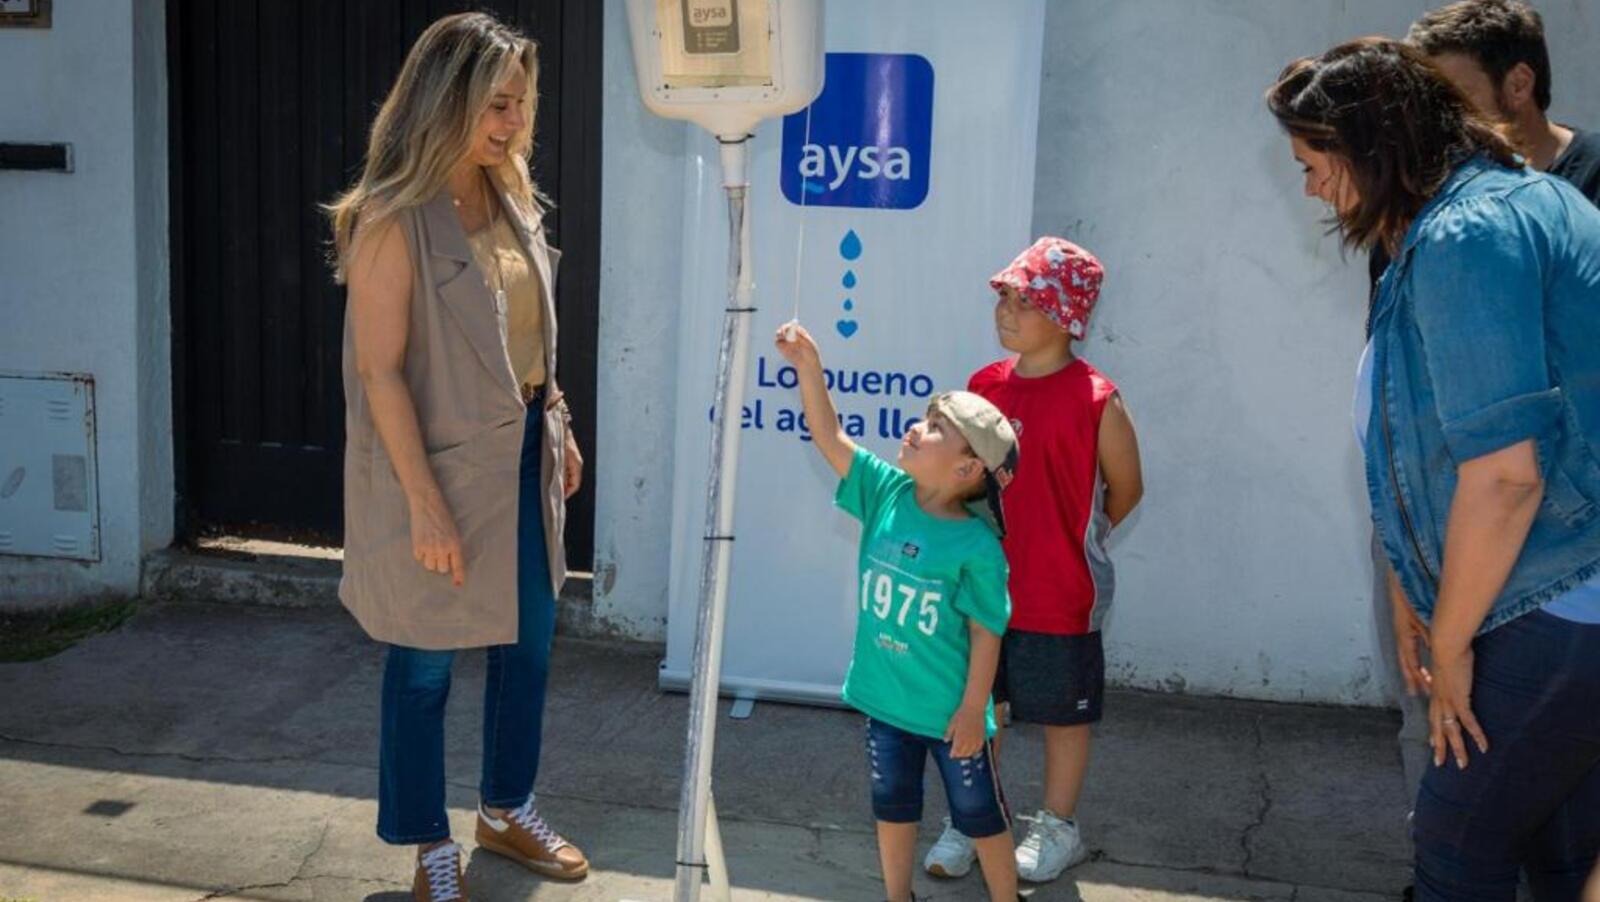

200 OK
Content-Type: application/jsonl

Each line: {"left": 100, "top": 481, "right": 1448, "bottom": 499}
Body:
{"left": 326, "top": 12, "right": 587, "bottom": 900}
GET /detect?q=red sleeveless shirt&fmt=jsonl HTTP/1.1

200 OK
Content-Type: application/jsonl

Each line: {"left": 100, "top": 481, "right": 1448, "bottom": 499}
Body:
{"left": 968, "top": 357, "right": 1118, "bottom": 635}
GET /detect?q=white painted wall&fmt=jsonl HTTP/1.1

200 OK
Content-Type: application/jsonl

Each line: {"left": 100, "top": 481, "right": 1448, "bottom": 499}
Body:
{"left": 596, "top": 0, "right": 1600, "bottom": 703}
{"left": 590, "top": 0, "right": 691, "bottom": 638}
{"left": 0, "top": 2, "right": 170, "bottom": 607}
{"left": 1029, "top": 0, "right": 1600, "bottom": 704}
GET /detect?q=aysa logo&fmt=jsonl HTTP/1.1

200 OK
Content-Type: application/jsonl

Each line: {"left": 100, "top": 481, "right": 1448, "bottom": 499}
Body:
{"left": 781, "top": 53, "right": 934, "bottom": 210}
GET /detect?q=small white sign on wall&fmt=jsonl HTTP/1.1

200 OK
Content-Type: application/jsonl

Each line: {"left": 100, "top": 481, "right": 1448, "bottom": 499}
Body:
{"left": 0, "top": 0, "right": 51, "bottom": 28}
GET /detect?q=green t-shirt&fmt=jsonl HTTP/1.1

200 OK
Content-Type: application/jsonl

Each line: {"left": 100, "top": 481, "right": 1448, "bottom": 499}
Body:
{"left": 835, "top": 447, "right": 1011, "bottom": 739}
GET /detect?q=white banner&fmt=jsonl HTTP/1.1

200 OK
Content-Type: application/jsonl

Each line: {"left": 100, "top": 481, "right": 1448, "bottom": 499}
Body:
{"left": 662, "top": 1, "right": 1048, "bottom": 703}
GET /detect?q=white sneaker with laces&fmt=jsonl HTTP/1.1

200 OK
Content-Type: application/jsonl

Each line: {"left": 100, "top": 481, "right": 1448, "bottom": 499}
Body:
{"left": 923, "top": 817, "right": 977, "bottom": 878}
{"left": 1015, "top": 809, "right": 1087, "bottom": 882}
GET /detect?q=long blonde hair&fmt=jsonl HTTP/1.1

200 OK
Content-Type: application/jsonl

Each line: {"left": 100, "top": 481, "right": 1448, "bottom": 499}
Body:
{"left": 326, "top": 12, "right": 543, "bottom": 282}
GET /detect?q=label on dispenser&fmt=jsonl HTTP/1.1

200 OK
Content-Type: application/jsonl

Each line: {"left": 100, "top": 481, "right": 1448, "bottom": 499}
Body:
{"left": 682, "top": 0, "right": 739, "bottom": 55}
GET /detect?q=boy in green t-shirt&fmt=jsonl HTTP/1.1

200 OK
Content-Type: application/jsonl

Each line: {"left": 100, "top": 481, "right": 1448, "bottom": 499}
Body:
{"left": 774, "top": 323, "right": 1020, "bottom": 902}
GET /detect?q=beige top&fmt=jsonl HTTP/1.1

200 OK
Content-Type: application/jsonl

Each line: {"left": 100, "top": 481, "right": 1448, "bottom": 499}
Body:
{"left": 467, "top": 210, "right": 547, "bottom": 390}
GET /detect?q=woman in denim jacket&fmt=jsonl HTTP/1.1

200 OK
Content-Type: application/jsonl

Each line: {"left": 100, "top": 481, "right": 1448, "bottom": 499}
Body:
{"left": 1269, "top": 38, "right": 1600, "bottom": 899}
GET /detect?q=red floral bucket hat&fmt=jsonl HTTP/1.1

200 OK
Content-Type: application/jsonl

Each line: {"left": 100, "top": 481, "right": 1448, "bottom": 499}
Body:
{"left": 989, "top": 237, "right": 1105, "bottom": 338}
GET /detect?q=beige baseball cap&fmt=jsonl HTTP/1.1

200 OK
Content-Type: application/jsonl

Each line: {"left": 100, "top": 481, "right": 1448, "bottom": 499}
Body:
{"left": 927, "top": 391, "right": 1020, "bottom": 537}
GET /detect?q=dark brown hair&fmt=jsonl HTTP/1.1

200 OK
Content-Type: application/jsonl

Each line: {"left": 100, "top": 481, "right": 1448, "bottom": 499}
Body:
{"left": 1408, "top": 0, "right": 1552, "bottom": 111}
{"left": 1267, "top": 37, "right": 1520, "bottom": 254}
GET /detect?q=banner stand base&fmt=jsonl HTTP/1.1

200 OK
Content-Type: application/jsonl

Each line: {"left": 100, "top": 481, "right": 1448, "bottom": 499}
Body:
{"left": 657, "top": 668, "right": 851, "bottom": 711}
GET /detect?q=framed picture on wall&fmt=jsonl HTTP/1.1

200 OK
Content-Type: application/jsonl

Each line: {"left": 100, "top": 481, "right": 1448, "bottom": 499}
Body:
{"left": 0, "top": 0, "right": 52, "bottom": 29}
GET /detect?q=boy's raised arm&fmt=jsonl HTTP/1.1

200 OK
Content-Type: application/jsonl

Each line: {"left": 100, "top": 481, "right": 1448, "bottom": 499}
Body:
{"left": 774, "top": 323, "right": 857, "bottom": 478}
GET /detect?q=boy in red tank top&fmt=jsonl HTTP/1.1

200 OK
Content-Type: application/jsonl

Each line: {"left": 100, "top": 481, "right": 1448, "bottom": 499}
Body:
{"left": 923, "top": 237, "right": 1144, "bottom": 884}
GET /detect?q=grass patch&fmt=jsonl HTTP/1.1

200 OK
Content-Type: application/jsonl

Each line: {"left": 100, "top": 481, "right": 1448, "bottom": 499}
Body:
{"left": 0, "top": 599, "right": 139, "bottom": 663}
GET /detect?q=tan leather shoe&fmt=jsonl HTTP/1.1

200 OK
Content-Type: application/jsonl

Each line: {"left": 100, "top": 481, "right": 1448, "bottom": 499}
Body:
{"left": 475, "top": 798, "right": 588, "bottom": 880}
{"left": 413, "top": 841, "right": 467, "bottom": 901}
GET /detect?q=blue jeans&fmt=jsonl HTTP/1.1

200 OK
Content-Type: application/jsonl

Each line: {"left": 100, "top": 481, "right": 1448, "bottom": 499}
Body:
{"left": 376, "top": 405, "right": 557, "bottom": 844}
{"left": 865, "top": 717, "right": 1011, "bottom": 838}
{"left": 1413, "top": 609, "right": 1600, "bottom": 900}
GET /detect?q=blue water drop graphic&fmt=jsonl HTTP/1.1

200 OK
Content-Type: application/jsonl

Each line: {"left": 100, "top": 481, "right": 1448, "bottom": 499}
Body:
{"left": 842, "top": 270, "right": 857, "bottom": 289}
{"left": 839, "top": 230, "right": 863, "bottom": 261}
{"left": 843, "top": 299, "right": 854, "bottom": 311}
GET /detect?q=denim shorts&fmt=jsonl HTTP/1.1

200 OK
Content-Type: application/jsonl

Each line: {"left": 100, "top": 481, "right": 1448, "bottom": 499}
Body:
{"left": 864, "top": 717, "right": 1011, "bottom": 838}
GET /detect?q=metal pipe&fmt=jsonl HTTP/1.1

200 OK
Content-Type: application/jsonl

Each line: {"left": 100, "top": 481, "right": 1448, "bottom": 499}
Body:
{"left": 705, "top": 793, "right": 732, "bottom": 900}
{"left": 672, "top": 138, "right": 754, "bottom": 902}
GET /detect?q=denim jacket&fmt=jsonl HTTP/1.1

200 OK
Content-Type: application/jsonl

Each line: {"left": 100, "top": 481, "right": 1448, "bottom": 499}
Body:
{"left": 1367, "top": 155, "right": 1600, "bottom": 635}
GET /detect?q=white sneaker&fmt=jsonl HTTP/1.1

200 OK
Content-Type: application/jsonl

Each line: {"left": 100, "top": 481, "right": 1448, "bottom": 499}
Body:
{"left": 923, "top": 817, "right": 977, "bottom": 878}
{"left": 1015, "top": 809, "right": 1087, "bottom": 882}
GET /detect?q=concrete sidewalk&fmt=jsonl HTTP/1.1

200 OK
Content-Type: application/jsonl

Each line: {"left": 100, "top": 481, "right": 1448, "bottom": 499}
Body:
{"left": 0, "top": 601, "right": 1410, "bottom": 901}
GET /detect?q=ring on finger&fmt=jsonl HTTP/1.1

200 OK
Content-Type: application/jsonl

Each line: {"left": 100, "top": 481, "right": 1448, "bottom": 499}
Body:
{"left": 1442, "top": 716, "right": 1458, "bottom": 726}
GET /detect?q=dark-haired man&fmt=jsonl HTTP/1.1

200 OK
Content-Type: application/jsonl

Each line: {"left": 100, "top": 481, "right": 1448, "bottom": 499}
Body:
{"left": 1374, "top": 0, "right": 1600, "bottom": 290}
{"left": 1409, "top": 0, "right": 1599, "bottom": 199}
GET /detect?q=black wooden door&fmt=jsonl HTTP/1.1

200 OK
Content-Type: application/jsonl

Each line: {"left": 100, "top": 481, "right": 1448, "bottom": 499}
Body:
{"left": 168, "top": 0, "right": 600, "bottom": 566}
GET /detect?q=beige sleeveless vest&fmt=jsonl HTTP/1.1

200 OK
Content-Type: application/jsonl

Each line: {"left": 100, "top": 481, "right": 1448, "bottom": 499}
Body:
{"left": 339, "top": 185, "right": 566, "bottom": 650}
